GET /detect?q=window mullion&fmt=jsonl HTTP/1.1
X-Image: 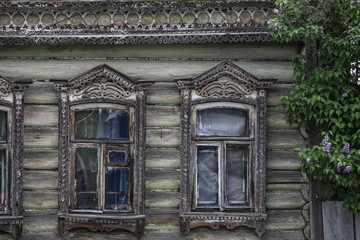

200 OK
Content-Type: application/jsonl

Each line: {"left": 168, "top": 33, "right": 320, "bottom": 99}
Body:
{"left": 219, "top": 142, "right": 224, "bottom": 211}
{"left": 99, "top": 143, "right": 104, "bottom": 211}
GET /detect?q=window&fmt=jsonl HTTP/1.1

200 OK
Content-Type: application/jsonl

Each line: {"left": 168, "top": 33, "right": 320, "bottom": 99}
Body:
{"left": 55, "top": 65, "right": 152, "bottom": 238}
{"left": 177, "top": 62, "right": 273, "bottom": 238}
{"left": 0, "top": 75, "right": 27, "bottom": 239}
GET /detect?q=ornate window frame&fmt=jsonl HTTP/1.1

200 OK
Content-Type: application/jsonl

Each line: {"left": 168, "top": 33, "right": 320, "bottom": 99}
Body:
{"left": 54, "top": 64, "right": 152, "bottom": 238}
{"left": 176, "top": 61, "right": 273, "bottom": 238}
{"left": 0, "top": 75, "right": 27, "bottom": 239}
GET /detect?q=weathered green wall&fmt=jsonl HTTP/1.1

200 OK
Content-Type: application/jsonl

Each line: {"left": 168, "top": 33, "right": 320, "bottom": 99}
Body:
{"left": 0, "top": 42, "right": 309, "bottom": 239}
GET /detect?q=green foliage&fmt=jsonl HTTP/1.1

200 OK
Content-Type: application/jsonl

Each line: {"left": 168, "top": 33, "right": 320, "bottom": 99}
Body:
{"left": 269, "top": 0, "right": 360, "bottom": 212}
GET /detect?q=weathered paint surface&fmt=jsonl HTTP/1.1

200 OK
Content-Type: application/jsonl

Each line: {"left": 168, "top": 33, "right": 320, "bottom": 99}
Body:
{"left": 0, "top": 42, "right": 309, "bottom": 239}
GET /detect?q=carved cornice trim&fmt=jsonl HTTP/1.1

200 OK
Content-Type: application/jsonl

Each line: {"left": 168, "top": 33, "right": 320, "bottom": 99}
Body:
{"left": 0, "top": 1, "right": 276, "bottom": 45}
{"left": 0, "top": 76, "right": 13, "bottom": 97}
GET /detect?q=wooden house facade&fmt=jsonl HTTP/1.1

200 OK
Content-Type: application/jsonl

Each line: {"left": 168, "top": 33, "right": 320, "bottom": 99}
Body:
{"left": 0, "top": 0, "right": 313, "bottom": 239}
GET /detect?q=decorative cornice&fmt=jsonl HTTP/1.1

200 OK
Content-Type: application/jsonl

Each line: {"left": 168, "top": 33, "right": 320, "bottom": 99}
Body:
{"left": 0, "top": 1, "right": 275, "bottom": 45}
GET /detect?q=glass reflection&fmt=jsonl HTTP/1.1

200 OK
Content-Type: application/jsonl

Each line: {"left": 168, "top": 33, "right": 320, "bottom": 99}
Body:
{"left": 105, "top": 167, "right": 129, "bottom": 210}
{"left": 75, "top": 109, "right": 129, "bottom": 140}
{"left": 108, "top": 151, "right": 126, "bottom": 163}
{"left": 226, "top": 145, "right": 247, "bottom": 205}
{"left": 197, "top": 108, "right": 247, "bottom": 137}
{"left": 75, "top": 148, "right": 98, "bottom": 209}
{"left": 0, "top": 149, "right": 5, "bottom": 211}
{"left": 0, "top": 111, "right": 7, "bottom": 141}
{"left": 197, "top": 145, "right": 218, "bottom": 206}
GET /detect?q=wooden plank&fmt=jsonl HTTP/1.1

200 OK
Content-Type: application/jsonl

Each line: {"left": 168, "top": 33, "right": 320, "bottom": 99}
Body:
{"left": 267, "top": 129, "right": 304, "bottom": 150}
{"left": 147, "top": 105, "right": 180, "bottom": 128}
{"left": 23, "top": 170, "right": 58, "bottom": 191}
{"left": 266, "top": 210, "right": 305, "bottom": 231}
{"left": 62, "top": 231, "right": 137, "bottom": 240}
{"left": 263, "top": 230, "right": 305, "bottom": 240}
{"left": 146, "top": 148, "right": 180, "bottom": 169}
{"left": 23, "top": 214, "right": 57, "bottom": 233}
{"left": 267, "top": 171, "right": 304, "bottom": 184}
{"left": 143, "top": 232, "right": 182, "bottom": 240}
{"left": 267, "top": 107, "right": 297, "bottom": 129}
{"left": 266, "top": 192, "right": 305, "bottom": 210}
{"left": 322, "top": 201, "right": 354, "bottom": 240}
{"left": 145, "top": 191, "right": 179, "bottom": 209}
{"left": 266, "top": 184, "right": 303, "bottom": 191}
{"left": 146, "top": 169, "right": 180, "bottom": 191}
{"left": 24, "top": 82, "right": 58, "bottom": 105}
{"left": 0, "top": 43, "right": 298, "bottom": 60}
{"left": 185, "top": 228, "right": 258, "bottom": 239}
{"left": 22, "top": 233, "right": 59, "bottom": 240}
{"left": 145, "top": 210, "right": 179, "bottom": 232}
{"left": 267, "top": 150, "right": 301, "bottom": 171}
{"left": 146, "top": 128, "right": 180, "bottom": 148}
{"left": 24, "top": 105, "right": 58, "bottom": 127}
{"left": 0, "top": 60, "right": 294, "bottom": 83}
{"left": 23, "top": 191, "right": 57, "bottom": 210}
{"left": 147, "top": 83, "right": 181, "bottom": 105}
{"left": 24, "top": 127, "right": 58, "bottom": 149}
{"left": 24, "top": 149, "right": 58, "bottom": 170}
{"left": 356, "top": 212, "right": 360, "bottom": 240}
{"left": 267, "top": 84, "right": 293, "bottom": 107}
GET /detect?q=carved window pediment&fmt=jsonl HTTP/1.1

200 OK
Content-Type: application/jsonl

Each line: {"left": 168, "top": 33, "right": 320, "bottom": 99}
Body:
{"left": 176, "top": 61, "right": 274, "bottom": 238}
{"left": 55, "top": 65, "right": 151, "bottom": 238}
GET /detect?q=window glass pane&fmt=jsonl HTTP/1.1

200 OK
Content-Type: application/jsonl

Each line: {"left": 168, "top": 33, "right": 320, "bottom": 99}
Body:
{"left": 105, "top": 167, "right": 129, "bottom": 210}
{"left": 226, "top": 145, "right": 247, "bottom": 205}
{"left": 108, "top": 151, "right": 126, "bottom": 163}
{"left": 0, "top": 111, "right": 7, "bottom": 141}
{"left": 75, "top": 109, "right": 129, "bottom": 140}
{"left": 0, "top": 149, "right": 5, "bottom": 210}
{"left": 75, "top": 148, "right": 98, "bottom": 209}
{"left": 197, "top": 145, "right": 218, "bottom": 206}
{"left": 197, "top": 108, "right": 247, "bottom": 137}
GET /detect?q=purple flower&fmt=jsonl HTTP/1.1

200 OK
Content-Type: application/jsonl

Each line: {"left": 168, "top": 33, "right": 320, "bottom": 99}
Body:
{"left": 279, "top": 3, "right": 283, "bottom": 8}
{"left": 322, "top": 136, "right": 331, "bottom": 153}
{"left": 344, "top": 166, "right": 352, "bottom": 173}
{"left": 267, "top": 20, "right": 271, "bottom": 25}
{"left": 306, "top": 158, "right": 311, "bottom": 164}
{"left": 341, "top": 143, "right": 350, "bottom": 154}
{"left": 342, "top": 93, "right": 348, "bottom": 98}
{"left": 274, "top": 9, "right": 279, "bottom": 14}
{"left": 337, "top": 162, "right": 343, "bottom": 172}
{"left": 351, "top": 1, "right": 354, "bottom": 4}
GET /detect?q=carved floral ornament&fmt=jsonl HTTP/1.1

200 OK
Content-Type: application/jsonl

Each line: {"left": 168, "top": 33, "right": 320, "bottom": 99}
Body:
{"left": 0, "top": 1, "right": 276, "bottom": 45}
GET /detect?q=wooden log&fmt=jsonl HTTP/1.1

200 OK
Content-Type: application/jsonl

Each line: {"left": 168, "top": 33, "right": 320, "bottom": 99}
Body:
{"left": 23, "top": 170, "right": 58, "bottom": 190}
{"left": 266, "top": 192, "right": 305, "bottom": 210}
{"left": 185, "top": 228, "right": 258, "bottom": 239}
{"left": 23, "top": 191, "right": 57, "bottom": 210}
{"left": 0, "top": 42, "right": 298, "bottom": 60}
{"left": 267, "top": 107, "right": 297, "bottom": 129}
{"left": 24, "top": 105, "right": 58, "bottom": 127}
{"left": 147, "top": 105, "right": 180, "bottom": 128}
{"left": 23, "top": 214, "right": 57, "bottom": 233}
{"left": 263, "top": 230, "right": 306, "bottom": 240}
{"left": 266, "top": 184, "right": 303, "bottom": 191}
{"left": 24, "top": 82, "right": 58, "bottom": 105}
{"left": 322, "top": 201, "right": 354, "bottom": 240}
{"left": 146, "top": 128, "right": 180, "bottom": 148}
{"left": 267, "top": 84, "right": 293, "bottom": 107}
{"left": 266, "top": 210, "right": 305, "bottom": 231}
{"left": 145, "top": 210, "right": 179, "bottom": 232}
{"left": 24, "top": 149, "right": 58, "bottom": 170}
{"left": 143, "top": 232, "right": 182, "bottom": 240}
{"left": 145, "top": 191, "right": 179, "bottom": 209}
{"left": 62, "top": 231, "right": 137, "bottom": 240}
{"left": 267, "top": 171, "right": 304, "bottom": 184}
{"left": 145, "top": 169, "right": 180, "bottom": 191}
{"left": 267, "top": 150, "right": 301, "bottom": 171}
{"left": 267, "top": 130, "right": 304, "bottom": 150}
{"left": 24, "top": 127, "right": 58, "bottom": 149}
{"left": 22, "top": 232, "right": 59, "bottom": 240}
{"left": 147, "top": 83, "right": 181, "bottom": 105}
{"left": 0, "top": 60, "right": 294, "bottom": 83}
{"left": 146, "top": 148, "right": 180, "bottom": 169}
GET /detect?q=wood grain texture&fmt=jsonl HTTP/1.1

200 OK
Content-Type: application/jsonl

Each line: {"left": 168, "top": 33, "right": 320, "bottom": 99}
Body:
{"left": 147, "top": 83, "right": 181, "bottom": 105}
{"left": 146, "top": 128, "right": 181, "bottom": 148}
{"left": 266, "top": 192, "right": 305, "bottom": 210}
{"left": 23, "top": 170, "right": 58, "bottom": 190}
{"left": 146, "top": 148, "right": 180, "bottom": 169}
{"left": 266, "top": 210, "right": 306, "bottom": 231}
{"left": 267, "top": 107, "right": 297, "bottom": 129}
{"left": 24, "top": 127, "right": 58, "bottom": 149}
{"left": 267, "top": 129, "right": 304, "bottom": 150}
{"left": 145, "top": 191, "right": 179, "bottom": 209}
{"left": 267, "top": 150, "right": 301, "bottom": 171}
{"left": 146, "top": 169, "right": 180, "bottom": 191}
{"left": 24, "top": 149, "right": 58, "bottom": 170}
{"left": 145, "top": 210, "right": 179, "bottom": 232}
{"left": 263, "top": 230, "right": 306, "bottom": 240}
{"left": 23, "top": 191, "right": 58, "bottom": 210}
{"left": 23, "top": 214, "right": 57, "bottom": 233}
{"left": 24, "top": 82, "right": 58, "bottom": 104}
{"left": 147, "top": 105, "right": 180, "bottom": 127}
{"left": 24, "top": 105, "right": 58, "bottom": 127}
{"left": 267, "top": 171, "right": 304, "bottom": 184}
{"left": 267, "top": 84, "right": 293, "bottom": 107}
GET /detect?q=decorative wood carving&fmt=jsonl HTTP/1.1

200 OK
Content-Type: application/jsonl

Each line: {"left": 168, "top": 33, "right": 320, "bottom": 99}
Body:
{"left": 176, "top": 61, "right": 274, "bottom": 238}
{"left": 0, "top": 1, "right": 275, "bottom": 45}
{"left": 0, "top": 75, "right": 28, "bottom": 240}
{"left": 54, "top": 65, "right": 152, "bottom": 238}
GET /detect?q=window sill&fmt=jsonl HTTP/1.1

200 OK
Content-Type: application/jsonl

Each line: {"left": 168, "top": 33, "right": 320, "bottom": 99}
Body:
{"left": 58, "top": 213, "right": 145, "bottom": 237}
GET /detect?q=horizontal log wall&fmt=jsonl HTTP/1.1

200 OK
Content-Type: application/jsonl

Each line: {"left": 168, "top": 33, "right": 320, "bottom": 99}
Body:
{"left": 0, "top": 42, "right": 308, "bottom": 239}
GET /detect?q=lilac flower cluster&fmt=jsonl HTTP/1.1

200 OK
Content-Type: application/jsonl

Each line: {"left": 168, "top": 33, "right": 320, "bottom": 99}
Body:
{"left": 340, "top": 143, "right": 350, "bottom": 154}
{"left": 322, "top": 135, "right": 331, "bottom": 154}
{"left": 337, "top": 162, "right": 352, "bottom": 173}
{"left": 267, "top": 21, "right": 279, "bottom": 31}
{"left": 350, "top": 1, "right": 360, "bottom": 4}
{"left": 306, "top": 158, "right": 312, "bottom": 165}
{"left": 342, "top": 93, "right": 348, "bottom": 98}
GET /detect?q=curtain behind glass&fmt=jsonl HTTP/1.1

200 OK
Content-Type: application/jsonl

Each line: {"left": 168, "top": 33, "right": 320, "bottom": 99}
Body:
{"left": 0, "top": 149, "right": 5, "bottom": 210}
{"left": 0, "top": 111, "right": 7, "bottom": 141}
